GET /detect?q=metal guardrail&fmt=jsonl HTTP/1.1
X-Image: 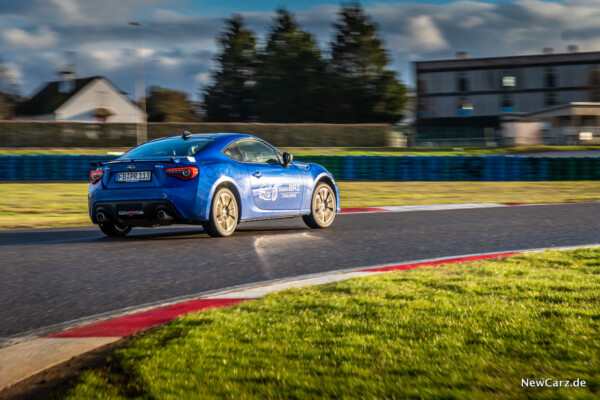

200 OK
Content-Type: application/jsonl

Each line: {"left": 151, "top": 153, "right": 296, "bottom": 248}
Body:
{"left": 0, "top": 155, "right": 599, "bottom": 181}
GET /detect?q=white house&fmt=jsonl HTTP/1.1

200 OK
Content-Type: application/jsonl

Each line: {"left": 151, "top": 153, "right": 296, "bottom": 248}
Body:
{"left": 17, "top": 75, "right": 145, "bottom": 123}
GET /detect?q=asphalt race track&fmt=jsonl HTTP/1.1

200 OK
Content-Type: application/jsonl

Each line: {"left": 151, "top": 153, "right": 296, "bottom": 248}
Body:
{"left": 1, "top": 203, "right": 599, "bottom": 339}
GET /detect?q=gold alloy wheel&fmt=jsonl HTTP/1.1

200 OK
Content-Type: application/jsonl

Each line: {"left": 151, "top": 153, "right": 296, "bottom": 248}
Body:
{"left": 215, "top": 191, "right": 237, "bottom": 233}
{"left": 313, "top": 185, "right": 335, "bottom": 225}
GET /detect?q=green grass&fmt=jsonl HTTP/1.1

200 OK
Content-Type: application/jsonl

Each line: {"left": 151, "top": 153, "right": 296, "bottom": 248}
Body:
{"left": 2, "top": 181, "right": 600, "bottom": 229}
{"left": 62, "top": 249, "right": 600, "bottom": 399}
{"left": 0, "top": 183, "right": 90, "bottom": 229}
{"left": 2, "top": 145, "right": 600, "bottom": 156}
{"left": 339, "top": 181, "right": 600, "bottom": 207}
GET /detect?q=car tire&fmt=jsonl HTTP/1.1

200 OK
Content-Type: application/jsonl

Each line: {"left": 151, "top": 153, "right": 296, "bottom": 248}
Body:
{"left": 99, "top": 222, "right": 132, "bottom": 237}
{"left": 204, "top": 187, "right": 238, "bottom": 237}
{"left": 303, "top": 182, "right": 336, "bottom": 229}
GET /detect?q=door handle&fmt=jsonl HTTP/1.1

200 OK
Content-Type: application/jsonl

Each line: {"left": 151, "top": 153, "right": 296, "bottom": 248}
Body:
{"left": 252, "top": 171, "right": 262, "bottom": 178}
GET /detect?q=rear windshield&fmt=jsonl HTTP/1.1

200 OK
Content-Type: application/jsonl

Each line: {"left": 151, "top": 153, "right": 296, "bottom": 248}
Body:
{"left": 120, "top": 138, "right": 212, "bottom": 158}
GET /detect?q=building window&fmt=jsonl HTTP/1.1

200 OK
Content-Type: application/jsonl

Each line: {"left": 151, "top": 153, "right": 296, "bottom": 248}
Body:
{"left": 545, "top": 68, "right": 556, "bottom": 88}
{"left": 590, "top": 67, "right": 600, "bottom": 86}
{"left": 501, "top": 95, "right": 514, "bottom": 112}
{"left": 417, "top": 77, "right": 427, "bottom": 94}
{"left": 93, "top": 107, "right": 113, "bottom": 123}
{"left": 416, "top": 77, "right": 428, "bottom": 117}
{"left": 502, "top": 75, "right": 516, "bottom": 88}
{"left": 457, "top": 98, "right": 473, "bottom": 116}
{"left": 417, "top": 98, "right": 428, "bottom": 118}
{"left": 545, "top": 92, "right": 557, "bottom": 107}
{"left": 457, "top": 73, "right": 469, "bottom": 92}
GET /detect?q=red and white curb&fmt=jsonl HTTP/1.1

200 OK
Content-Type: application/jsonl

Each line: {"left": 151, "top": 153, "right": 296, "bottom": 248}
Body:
{"left": 1, "top": 243, "right": 598, "bottom": 391}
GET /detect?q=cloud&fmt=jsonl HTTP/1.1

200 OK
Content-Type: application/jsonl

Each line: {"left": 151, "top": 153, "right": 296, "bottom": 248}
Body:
{"left": 48, "top": 0, "right": 85, "bottom": 24}
{"left": 138, "top": 48, "right": 156, "bottom": 58}
{"left": 459, "top": 16, "right": 484, "bottom": 29}
{"left": 407, "top": 15, "right": 448, "bottom": 52}
{"left": 561, "top": 27, "right": 600, "bottom": 41}
{"left": 5, "top": 0, "right": 600, "bottom": 99}
{"left": 194, "top": 72, "right": 211, "bottom": 85}
{"left": 157, "top": 56, "right": 178, "bottom": 66}
{"left": 3, "top": 26, "right": 58, "bottom": 49}
{"left": 88, "top": 50, "right": 127, "bottom": 70}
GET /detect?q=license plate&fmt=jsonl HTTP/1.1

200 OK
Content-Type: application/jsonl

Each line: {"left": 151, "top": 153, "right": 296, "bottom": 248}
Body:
{"left": 117, "top": 171, "right": 152, "bottom": 182}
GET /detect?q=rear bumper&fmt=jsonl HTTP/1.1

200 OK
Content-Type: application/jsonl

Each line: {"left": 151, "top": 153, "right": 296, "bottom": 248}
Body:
{"left": 91, "top": 200, "right": 187, "bottom": 227}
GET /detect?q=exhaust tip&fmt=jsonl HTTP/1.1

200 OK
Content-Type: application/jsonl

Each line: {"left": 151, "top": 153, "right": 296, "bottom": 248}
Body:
{"left": 157, "top": 209, "right": 172, "bottom": 221}
{"left": 96, "top": 211, "right": 106, "bottom": 223}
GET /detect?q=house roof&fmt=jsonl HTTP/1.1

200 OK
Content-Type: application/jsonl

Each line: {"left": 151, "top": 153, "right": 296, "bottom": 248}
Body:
{"left": 16, "top": 76, "right": 123, "bottom": 116}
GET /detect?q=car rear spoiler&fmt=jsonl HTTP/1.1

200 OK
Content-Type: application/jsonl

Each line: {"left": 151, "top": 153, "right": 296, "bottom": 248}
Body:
{"left": 91, "top": 157, "right": 193, "bottom": 167}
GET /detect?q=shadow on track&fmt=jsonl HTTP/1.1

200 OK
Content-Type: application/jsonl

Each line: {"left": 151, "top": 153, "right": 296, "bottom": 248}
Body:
{"left": 0, "top": 225, "right": 310, "bottom": 246}
{"left": 0, "top": 228, "right": 99, "bottom": 247}
{"left": 104, "top": 226, "right": 308, "bottom": 241}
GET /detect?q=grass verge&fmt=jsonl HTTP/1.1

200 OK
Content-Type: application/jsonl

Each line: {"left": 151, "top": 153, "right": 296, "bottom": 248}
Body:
{"left": 1, "top": 181, "right": 600, "bottom": 229}
{"left": 339, "top": 181, "right": 600, "bottom": 207}
{"left": 2, "top": 145, "right": 600, "bottom": 156}
{"left": 61, "top": 249, "right": 600, "bottom": 399}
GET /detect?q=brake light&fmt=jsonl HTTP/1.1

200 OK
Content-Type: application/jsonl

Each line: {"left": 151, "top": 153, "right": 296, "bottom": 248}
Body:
{"left": 90, "top": 170, "right": 104, "bottom": 184}
{"left": 166, "top": 166, "right": 199, "bottom": 181}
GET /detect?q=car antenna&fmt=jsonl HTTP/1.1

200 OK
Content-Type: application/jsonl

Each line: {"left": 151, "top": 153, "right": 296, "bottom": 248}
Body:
{"left": 182, "top": 131, "right": 192, "bottom": 140}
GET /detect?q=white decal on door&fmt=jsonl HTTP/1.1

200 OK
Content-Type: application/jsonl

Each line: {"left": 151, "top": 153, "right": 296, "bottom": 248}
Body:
{"left": 258, "top": 184, "right": 300, "bottom": 201}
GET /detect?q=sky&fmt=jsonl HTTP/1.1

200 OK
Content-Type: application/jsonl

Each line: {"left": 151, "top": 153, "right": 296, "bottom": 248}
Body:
{"left": 2, "top": 0, "right": 600, "bottom": 101}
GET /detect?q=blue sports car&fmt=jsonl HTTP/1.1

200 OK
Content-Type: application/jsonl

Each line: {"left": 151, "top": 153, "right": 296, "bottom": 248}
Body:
{"left": 89, "top": 132, "right": 340, "bottom": 237}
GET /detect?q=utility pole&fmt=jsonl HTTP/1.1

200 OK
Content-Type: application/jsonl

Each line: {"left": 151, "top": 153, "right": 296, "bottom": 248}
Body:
{"left": 129, "top": 21, "right": 147, "bottom": 144}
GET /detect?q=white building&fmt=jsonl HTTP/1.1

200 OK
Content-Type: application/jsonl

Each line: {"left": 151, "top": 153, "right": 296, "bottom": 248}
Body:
{"left": 17, "top": 75, "right": 145, "bottom": 123}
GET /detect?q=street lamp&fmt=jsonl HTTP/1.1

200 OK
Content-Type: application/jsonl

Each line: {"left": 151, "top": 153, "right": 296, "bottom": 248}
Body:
{"left": 129, "top": 21, "right": 147, "bottom": 145}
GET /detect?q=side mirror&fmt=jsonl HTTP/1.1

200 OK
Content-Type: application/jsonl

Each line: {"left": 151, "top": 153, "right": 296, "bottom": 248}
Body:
{"left": 282, "top": 152, "right": 293, "bottom": 168}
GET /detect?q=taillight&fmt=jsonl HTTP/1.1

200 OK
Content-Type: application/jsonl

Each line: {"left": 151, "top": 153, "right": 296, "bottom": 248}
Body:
{"left": 166, "top": 166, "right": 199, "bottom": 181}
{"left": 90, "top": 170, "right": 104, "bottom": 184}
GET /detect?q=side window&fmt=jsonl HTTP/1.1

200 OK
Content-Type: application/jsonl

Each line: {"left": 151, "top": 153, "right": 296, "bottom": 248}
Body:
{"left": 237, "top": 140, "right": 280, "bottom": 164}
{"left": 223, "top": 142, "right": 244, "bottom": 162}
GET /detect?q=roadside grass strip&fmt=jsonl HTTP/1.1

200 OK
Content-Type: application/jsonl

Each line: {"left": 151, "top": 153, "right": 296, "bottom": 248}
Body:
{"left": 61, "top": 248, "right": 600, "bottom": 399}
{"left": 2, "top": 182, "right": 600, "bottom": 229}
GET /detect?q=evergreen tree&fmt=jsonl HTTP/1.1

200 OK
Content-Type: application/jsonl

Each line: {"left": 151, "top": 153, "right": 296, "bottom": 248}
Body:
{"left": 255, "top": 9, "right": 329, "bottom": 122}
{"left": 204, "top": 15, "right": 257, "bottom": 122}
{"left": 146, "top": 86, "right": 198, "bottom": 122}
{"left": 330, "top": 2, "right": 406, "bottom": 123}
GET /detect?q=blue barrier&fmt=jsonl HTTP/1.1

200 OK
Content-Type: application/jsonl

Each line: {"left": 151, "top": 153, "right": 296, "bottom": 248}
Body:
{"left": 0, "top": 155, "right": 598, "bottom": 181}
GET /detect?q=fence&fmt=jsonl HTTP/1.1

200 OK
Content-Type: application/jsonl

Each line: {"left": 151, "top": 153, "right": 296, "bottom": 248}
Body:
{"left": 0, "top": 122, "right": 392, "bottom": 148}
{"left": 1, "top": 155, "right": 599, "bottom": 181}
{"left": 414, "top": 126, "right": 498, "bottom": 147}
{"left": 546, "top": 126, "right": 600, "bottom": 145}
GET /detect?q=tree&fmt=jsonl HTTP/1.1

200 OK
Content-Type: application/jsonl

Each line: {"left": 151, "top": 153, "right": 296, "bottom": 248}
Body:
{"left": 204, "top": 15, "right": 258, "bottom": 122}
{"left": 0, "top": 58, "right": 20, "bottom": 119}
{"left": 330, "top": 2, "right": 406, "bottom": 123}
{"left": 146, "top": 86, "right": 198, "bottom": 122}
{"left": 255, "top": 9, "right": 330, "bottom": 122}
